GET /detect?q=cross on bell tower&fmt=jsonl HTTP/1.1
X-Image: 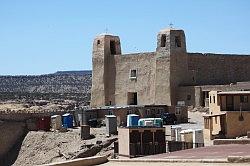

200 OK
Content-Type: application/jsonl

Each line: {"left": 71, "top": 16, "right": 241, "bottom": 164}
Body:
{"left": 105, "top": 28, "right": 108, "bottom": 34}
{"left": 169, "top": 22, "right": 174, "bottom": 29}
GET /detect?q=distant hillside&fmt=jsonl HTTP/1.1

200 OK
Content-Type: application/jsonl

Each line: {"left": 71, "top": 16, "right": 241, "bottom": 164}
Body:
{"left": 0, "top": 70, "right": 92, "bottom": 94}
{"left": 53, "top": 70, "right": 92, "bottom": 75}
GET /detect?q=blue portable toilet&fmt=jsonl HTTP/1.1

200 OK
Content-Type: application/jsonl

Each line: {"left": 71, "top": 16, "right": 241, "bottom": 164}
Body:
{"left": 127, "top": 114, "right": 139, "bottom": 127}
{"left": 62, "top": 113, "right": 73, "bottom": 128}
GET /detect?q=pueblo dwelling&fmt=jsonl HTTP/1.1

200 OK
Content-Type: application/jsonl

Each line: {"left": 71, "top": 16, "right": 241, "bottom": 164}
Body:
{"left": 89, "top": 27, "right": 250, "bottom": 124}
{"left": 204, "top": 91, "right": 250, "bottom": 139}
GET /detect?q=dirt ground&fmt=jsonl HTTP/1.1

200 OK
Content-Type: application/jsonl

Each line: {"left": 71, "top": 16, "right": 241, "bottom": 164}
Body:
{"left": 13, "top": 127, "right": 117, "bottom": 166}
{"left": 12, "top": 111, "right": 208, "bottom": 166}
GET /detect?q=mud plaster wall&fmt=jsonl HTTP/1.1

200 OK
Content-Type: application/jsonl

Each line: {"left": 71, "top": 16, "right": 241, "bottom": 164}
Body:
{"left": 114, "top": 52, "right": 156, "bottom": 106}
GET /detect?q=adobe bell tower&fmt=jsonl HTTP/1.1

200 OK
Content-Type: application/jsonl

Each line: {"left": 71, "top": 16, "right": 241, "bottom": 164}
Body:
{"left": 155, "top": 28, "right": 188, "bottom": 106}
{"left": 91, "top": 34, "right": 121, "bottom": 107}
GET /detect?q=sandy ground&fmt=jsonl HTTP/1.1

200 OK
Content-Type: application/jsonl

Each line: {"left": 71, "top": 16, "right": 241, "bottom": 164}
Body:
{"left": 13, "top": 127, "right": 117, "bottom": 166}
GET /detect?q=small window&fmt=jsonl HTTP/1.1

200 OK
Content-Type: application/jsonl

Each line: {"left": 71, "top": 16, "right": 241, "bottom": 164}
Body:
{"left": 110, "top": 40, "right": 116, "bottom": 54}
{"left": 127, "top": 110, "right": 132, "bottom": 115}
{"left": 240, "top": 96, "right": 248, "bottom": 103}
{"left": 187, "top": 95, "right": 191, "bottom": 101}
{"left": 97, "top": 40, "right": 100, "bottom": 45}
{"left": 175, "top": 36, "right": 181, "bottom": 47}
{"left": 205, "top": 92, "right": 209, "bottom": 98}
{"left": 210, "top": 96, "right": 212, "bottom": 103}
{"left": 130, "top": 69, "right": 137, "bottom": 79}
{"left": 161, "top": 34, "right": 166, "bottom": 47}
{"left": 215, "top": 116, "right": 217, "bottom": 124}
{"left": 159, "top": 108, "right": 164, "bottom": 114}
{"left": 175, "top": 107, "right": 181, "bottom": 115}
{"left": 213, "top": 96, "right": 216, "bottom": 103}
{"left": 108, "top": 110, "right": 113, "bottom": 115}
{"left": 146, "top": 109, "right": 150, "bottom": 115}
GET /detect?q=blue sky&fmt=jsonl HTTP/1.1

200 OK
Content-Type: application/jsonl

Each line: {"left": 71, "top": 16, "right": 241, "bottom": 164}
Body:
{"left": 0, "top": 0, "right": 250, "bottom": 75}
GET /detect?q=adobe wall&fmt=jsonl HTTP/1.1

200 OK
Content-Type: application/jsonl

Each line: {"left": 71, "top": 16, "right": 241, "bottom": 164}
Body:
{"left": 209, "top": 91, "right": 221, "bottom": 115}
{"left": 199, "top": 84, "right": 250, "bottom": 91}
{"left": 0, "top": 121, "right": 27, "bottom": 165}
{"left": 91, "top": 35, "right": 121, "bottom": 107}
{"left": 220, "top": 95, "right": 250, "bottom": 111}
{"left": 211, "top": 116, "right": 222, "bottom": 135}
{"left": 154, "top": 55, "right": 171, "bottom": 105}
{"left": 155, "top": 29, "right": 188, "bottom": 106}
{"left": 188, "top": 53, "right": 250, "bottom": 85}
{"left": 176, "top": 86, "right": 195, "bottom": 106}
{"left": 226, "top": 112, "right": 250, "bottom": 138}
{"left": 168, "top": 106, "right": 188, "bottom": 123}
{"left": 114, "top": 52, "right": 156, "bottom": 105}
{"left": 179, "top": 82, "right": 250, "bottom": 107}
{"left": 90, "top": 29, "right": 250, "bottom": 108}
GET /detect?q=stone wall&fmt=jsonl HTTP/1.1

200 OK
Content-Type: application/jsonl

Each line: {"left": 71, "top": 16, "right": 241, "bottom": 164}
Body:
{"left": 214, "top": 139, "right": 250, "bottom": 145}
{"left": 188, "top": 53, "right": 250, "bottom": 85}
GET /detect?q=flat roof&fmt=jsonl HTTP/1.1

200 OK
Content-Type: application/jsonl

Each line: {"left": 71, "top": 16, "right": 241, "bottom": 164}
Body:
{"left": 218, "top": 91, "right": 250, "bottom": 95}
{"left": 89, "top": 105, "right": 168, "bottom": 110}
{"left": 203, "top": 112, "right": 226, "bottom": 117}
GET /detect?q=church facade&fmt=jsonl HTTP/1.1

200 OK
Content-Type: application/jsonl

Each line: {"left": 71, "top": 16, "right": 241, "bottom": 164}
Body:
{"left": 91, "top": 28, "right": 250, "bottom": 108}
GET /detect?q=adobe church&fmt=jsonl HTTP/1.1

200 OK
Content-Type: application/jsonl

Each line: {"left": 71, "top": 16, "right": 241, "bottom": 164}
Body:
{"left": 91, "top": 28, "right": 250, "bottom": 108}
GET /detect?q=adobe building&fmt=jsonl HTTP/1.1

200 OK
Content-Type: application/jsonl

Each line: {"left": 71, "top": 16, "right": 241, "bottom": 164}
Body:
{"left": 91, "top": 28, "right": 250, "bottom": 108}
{"left": 81, "top": 105, "right": 187, "bottom": 126}
{"left": 204, "top": 91, "right": 250, "bottom": 139}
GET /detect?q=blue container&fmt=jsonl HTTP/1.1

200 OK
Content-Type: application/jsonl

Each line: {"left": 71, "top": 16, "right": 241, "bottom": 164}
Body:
{"left": 138, "top": 118, "right": 163, "bottom": 127}
{"left": 62, "top": 113, "right": 73, "bottom": 128}
{"left": 138, "top": 119, "right": 144, "bottom": 126}
{"left": 127, "top": 114, "right": 139, "bottom": 127}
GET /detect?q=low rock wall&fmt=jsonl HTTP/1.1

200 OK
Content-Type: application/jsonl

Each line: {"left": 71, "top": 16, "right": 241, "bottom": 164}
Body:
{"left": 41, "top": 156, "right": 108, "bottom": 166}
{"left": 214, "top": 139, "right": 250, "bottom": 145}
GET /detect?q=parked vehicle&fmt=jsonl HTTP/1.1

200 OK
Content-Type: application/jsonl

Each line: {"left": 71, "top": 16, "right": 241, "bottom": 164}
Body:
{"left": 88, "top": 118, "right": 98, "bottom": 127}
{"left": 161, "top": 113, "right": 177, "bottom": 125}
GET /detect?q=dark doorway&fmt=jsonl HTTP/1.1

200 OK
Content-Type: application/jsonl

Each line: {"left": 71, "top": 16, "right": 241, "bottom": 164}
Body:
{"left": 226, "top": 95, "right": 234, "bottom": 110}
{"left": 202, "top": 91, "right": 209, "bottom": 107}
{"left": 220, "top": 115, "right": 226, "bottom": 136}
{"left": 128, "top": 92, "right": 137, "bottom": 105}
{"left": 110, "top": 40, "right": 116, "bottom": 55}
